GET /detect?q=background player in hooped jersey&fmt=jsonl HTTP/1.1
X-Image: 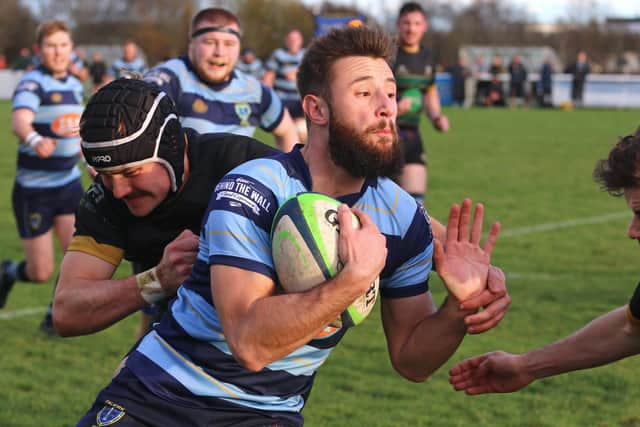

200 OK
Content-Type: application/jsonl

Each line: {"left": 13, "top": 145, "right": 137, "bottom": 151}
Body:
{"left": 263, "top": 29, "right": 307, "bottom": 143}
{"left": 77, "top": 26, "right": 509, "bottom": 427}
{"left": 144, "top": 8, "right": 298, "bottom": 152}
{"left": 107, "top": 40, "right": 147, "bottom": 81}
{"left": 450, "top": 129, "right": 640, "bottom": 396}
{"left": 52, "top": 78, "right": 276, "bottom": 340}
{"left": 0, "top": 21, "right": 85, "bottom": 326}
{"left": 393, "top": 2, "right": 450, "bottom": 205}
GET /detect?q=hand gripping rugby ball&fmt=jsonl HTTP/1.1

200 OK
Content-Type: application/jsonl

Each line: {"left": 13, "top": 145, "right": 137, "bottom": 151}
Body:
{"left": 271, "top": 193, "right": 379, "bottom": 328}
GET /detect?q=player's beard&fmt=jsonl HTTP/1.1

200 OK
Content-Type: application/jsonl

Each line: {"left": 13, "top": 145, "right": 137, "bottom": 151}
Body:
{"left": 328, "top": 111, "right": 404, "bottom": 179}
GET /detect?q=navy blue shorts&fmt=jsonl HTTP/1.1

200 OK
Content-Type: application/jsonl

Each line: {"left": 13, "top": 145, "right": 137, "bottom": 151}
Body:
{"left": 12, "top": 179, "right": 83, "bottom": 238}
{"left": 77, "top": 367, "right": 301, "bottom": 427}
{"left": 283, "top": 99, "right": 304, "bottom": 119}
{"left": 398, "top": 127, "right": 426, "bottom": 166}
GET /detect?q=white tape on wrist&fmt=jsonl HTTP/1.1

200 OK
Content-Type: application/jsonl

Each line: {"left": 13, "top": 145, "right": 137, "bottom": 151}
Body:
{"left": 24, "top": 131, "right": 43, "bottom": 148}
{"left": 135, "top": 267, "right": 167, "bottom": 305}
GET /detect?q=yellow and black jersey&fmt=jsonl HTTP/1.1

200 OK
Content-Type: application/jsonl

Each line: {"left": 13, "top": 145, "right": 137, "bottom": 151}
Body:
{"left": 68, "top": 129, "right": 277, "bottom": 270}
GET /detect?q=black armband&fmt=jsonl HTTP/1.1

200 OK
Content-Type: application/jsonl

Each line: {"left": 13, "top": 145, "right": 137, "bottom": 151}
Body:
{"left": 629, "top": 281, "right": 640, "bottom": 321}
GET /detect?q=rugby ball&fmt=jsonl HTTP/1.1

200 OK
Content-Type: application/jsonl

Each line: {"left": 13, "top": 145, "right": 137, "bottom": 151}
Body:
{"left": 271, "top": 193, "right": 379, "bottom": 328}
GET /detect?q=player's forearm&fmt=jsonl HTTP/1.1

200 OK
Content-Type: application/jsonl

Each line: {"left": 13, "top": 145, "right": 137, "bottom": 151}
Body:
{"left": 11, "top": 109, "right": 35, "bottom": 141}
{"left": 521, "top": 306, "right": 640, "bottom": 381}
{"left": 53, "top": 275, "right": 146, "bottom": 336}
{"left": 424, "top": 87, "right": 442, "bottom": 121}
{"left": 226, "top": 273, "right": 368, "bottom": 371}
{"left": 391, "top": 297, "right": 469, "bottom": 382}
{"left": 262, "top": 71, "right": 275, "bottom": 87}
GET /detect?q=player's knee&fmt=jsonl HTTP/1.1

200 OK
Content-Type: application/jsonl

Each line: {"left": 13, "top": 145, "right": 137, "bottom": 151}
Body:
{"left": 27, "top": 263, "right": 54, "bottom": 283}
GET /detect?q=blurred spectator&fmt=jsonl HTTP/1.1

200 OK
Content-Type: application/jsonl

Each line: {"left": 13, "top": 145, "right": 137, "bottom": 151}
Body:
{"left": 0, "top": 54, "right": 7, "bottom": 70}
{"left": 538, "top": 58, "right": 553, "bottom": 108}
{"left": 108, "top": 39, "right": 147, "bottom": 80}
{"left": 88, "top": 51, "right": 108, "bottom": 92}
{"left": 235, "top": 47, "right": 264, "bottom": 79}
{"left": 508, "top": 54, "right": 527, "bottom": 107}
{"left": 11, "top": 47, "right": 32, "bottom": 70}
{"left": 484, "top": 75, "right": 506, "bottom": 107}
{"left": 564, "top": 51, "right": 590, "bottom": 108}
{"left": 447, "top": 56, "right": 470, "bottom": 107}
{"left": 489, "top": 55, "right": 504, "bottom": 75}
{"left": 472, "top": 55, "right": 489, "bottom": 106}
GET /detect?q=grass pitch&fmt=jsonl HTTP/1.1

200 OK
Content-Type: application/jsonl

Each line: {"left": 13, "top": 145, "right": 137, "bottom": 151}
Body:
{"left": 0, "top": 102, "right": 639, "bottom": 426}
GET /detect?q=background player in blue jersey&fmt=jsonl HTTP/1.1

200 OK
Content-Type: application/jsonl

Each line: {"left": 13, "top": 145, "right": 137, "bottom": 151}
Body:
{"left": 450, "top": 129, "right": 640, "bottom": 395}
{"left": 236, "top": 47, "right": 265, "bottom": 80}
{"left": 393, "top": 2, "right": 450, "bottom": 205}
{"left": 0, "top": 22, "right": 85, "bottom": 324}
{"left": 107, "top": 39, "right": 147, "bottom": 81}
{"left": 77, "top": 25, "right": 510, "bottom": 427}
{"left": 263, "top": 29, "right": 307, "bottom": 143}
{"left": 144, "top": 8, "right": 298, "bottom": 152}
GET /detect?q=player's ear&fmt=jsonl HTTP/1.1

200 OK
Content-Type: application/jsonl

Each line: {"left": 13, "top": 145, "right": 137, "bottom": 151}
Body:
{"left": 303, "top": 94, "right": 329, "bottom": 126}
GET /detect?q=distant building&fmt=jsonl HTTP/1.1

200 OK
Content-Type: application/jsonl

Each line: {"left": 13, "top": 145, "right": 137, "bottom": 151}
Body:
{"left": 606, "top": 17, "right": 640, "bottom": 34}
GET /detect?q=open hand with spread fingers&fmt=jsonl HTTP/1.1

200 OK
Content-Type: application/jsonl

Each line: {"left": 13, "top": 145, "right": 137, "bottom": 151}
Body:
{"left": 433, "top": 199, "right": 500, "bottom": 302}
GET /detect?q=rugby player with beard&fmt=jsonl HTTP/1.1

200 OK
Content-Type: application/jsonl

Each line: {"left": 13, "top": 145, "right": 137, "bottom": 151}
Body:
{"left": 78, "top": 26, "right": 510, "bottom": 427}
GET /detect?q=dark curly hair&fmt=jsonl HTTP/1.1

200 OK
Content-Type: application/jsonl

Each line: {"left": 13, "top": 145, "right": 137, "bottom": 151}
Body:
{"left": 593, "top": 128, "right": 640, "bottom": 196}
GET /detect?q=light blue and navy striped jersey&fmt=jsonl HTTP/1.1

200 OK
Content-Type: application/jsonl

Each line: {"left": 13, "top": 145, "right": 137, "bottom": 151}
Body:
{"left": 124, "top": 146, "right": 433, "bottom": 423}
{"left": 12, "top": 66, "right": 83, "bottom": 188}
{"left": 144, "top": 56, "right": 285, "bottom": 137}
{"left": 265, "top": 48, "right": 305, "bottom": 102}
{"left": 235, "top": 58, "right": 265, "bottom": 80}
{"left": 109, "top": 56, "right": 147, "bottom": 79}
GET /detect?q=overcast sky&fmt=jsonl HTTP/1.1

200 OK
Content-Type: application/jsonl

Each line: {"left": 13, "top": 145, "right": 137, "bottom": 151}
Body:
{"left": 301, "top": 0, "right": 640, "bottom": 24}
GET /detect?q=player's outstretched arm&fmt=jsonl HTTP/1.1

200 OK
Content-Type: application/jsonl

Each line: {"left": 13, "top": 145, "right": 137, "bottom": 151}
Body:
{"left": 53, "top": 230, "right": 198, "bottom": 336}
{"left": 213, "top": 204, "right": 386, "bottom": 372}
{"left": 381, "top": 199, "right": 499, "bottom": 382}
{"left": 449, "top": 305, "right": 640, "bottom": 395}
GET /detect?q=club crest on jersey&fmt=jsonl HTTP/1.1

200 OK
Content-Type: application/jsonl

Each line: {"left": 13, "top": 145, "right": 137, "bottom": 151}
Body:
{"left": 234, "top": 102, "right": 251, "bottom": 126}
{"left": 50, "top": 92, "right": 62, "bottom": 103}
{"left": 29, "top": 213, "right": 42, "bottom": 232}
{"left": 96, "top": 400, "right": 126, "bottom": 426}
{"left": 192, "top": 98, "right": 208, "bottom": 114}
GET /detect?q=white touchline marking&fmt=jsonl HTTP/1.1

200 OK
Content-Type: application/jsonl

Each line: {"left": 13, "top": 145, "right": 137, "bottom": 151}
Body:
{"left": 0, "top": 306, "right": 47, "bottom": 320}
{"left": 499, "top": 211, "right": 629, "bottom": 238}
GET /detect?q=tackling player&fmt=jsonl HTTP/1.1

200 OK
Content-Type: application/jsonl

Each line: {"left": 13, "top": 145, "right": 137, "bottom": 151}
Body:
{"left": 0, "top": 22, "right": 84, "bottom": 333}
{"left": 76, "top": 26, "right": 509, "bottom": 426}
{"left": 51, "top": 78, "right": 276, "bottom": 338}
{"left": 449, "top": 129, "right": 640, "bottom": 395}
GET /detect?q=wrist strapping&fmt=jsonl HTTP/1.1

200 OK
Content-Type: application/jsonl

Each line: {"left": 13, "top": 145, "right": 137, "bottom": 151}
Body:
{"left": 24, "top": 131, "right": 43, "bottom": 148}
{"left": 135, "top": 267, "right": 166, "bottom": 305}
